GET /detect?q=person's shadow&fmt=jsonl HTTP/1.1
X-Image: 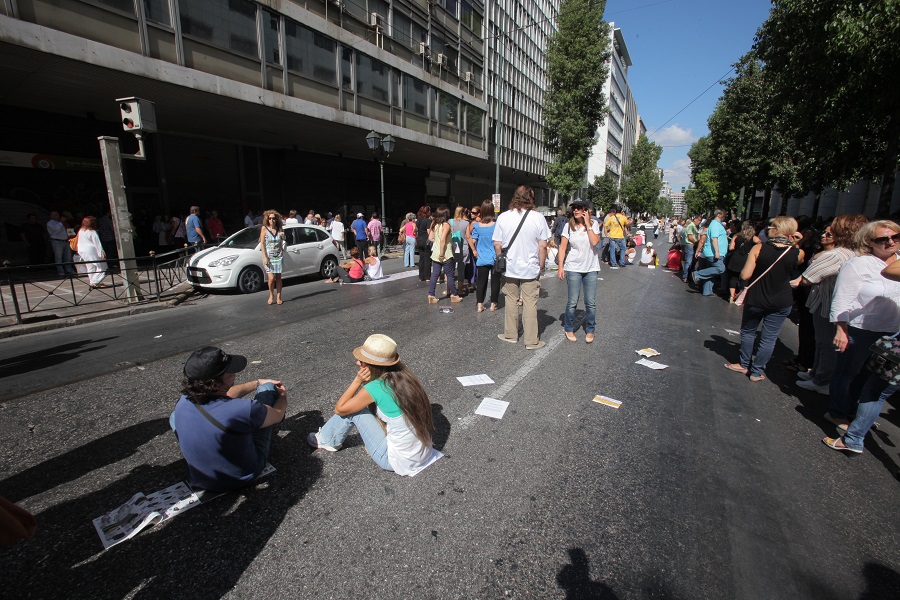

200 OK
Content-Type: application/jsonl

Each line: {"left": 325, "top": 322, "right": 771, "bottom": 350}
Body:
{"left": 431, "top": 403, "right": 451, "bottom": 452}
{"left": 0, "top": 411, "right": 323, "bottom": 599}
{"left": 557, "top": 548, "right": 618, "bottom": 599}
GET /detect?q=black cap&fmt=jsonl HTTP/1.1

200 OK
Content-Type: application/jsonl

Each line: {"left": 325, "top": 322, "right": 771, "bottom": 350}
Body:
{"left": 184, "top": 346, "right": 248, "bottom": 381}
{"left": 570, "top": 199, "right": 590, "bottom": 209}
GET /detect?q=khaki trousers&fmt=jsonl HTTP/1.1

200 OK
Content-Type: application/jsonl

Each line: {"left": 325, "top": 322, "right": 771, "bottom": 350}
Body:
{"left": 501, "top": 277, "right": 541, "bottom": 346}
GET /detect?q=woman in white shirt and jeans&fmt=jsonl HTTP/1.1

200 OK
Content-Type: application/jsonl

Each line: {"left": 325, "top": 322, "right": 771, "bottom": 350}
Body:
{"left": 826, "top": 220, "right": 900, "bottom": 428}
{"left": 557, "top": 200, "right": 601, "bottom": 343}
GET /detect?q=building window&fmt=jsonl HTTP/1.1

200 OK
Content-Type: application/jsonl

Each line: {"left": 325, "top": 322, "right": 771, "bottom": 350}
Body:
{"left": 404, "top": 76, "right": 429, "bottom": 117}
{"left": 97, "top": 0, "right": 135, "bottom": 14}
{"left": 341, "top": 47, "right": 354, "bottom": 92}
{"left": 285, "top": 21, "right": 337, "bottom": 85}
{"left": 179, "top": 0, "right": 259, "bottom": 58}
{"left": 439, "top": 93, "right": 459, "bottom": 128}
{"left": 465, "top": 105, "right": 483, "bottom": 136}
{"left": 357, "top": 53, "right": 389, "bottom": 103}
{"left": 142, "top": 0, "right": 170, "bottom": 25}
{"left": 460, "top": 1, "right": 482, "bottom": 33}
{"left": 263, "top": 10, "right": 280, "bottom": 65}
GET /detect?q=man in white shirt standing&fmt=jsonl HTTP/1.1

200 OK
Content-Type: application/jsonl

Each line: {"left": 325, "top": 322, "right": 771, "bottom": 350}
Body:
{"left": 493, "top": 185, "right": 550, "bottom": 350}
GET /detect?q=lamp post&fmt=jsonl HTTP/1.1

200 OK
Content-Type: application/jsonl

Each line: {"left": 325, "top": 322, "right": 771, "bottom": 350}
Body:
{"left": 366, "top": 131, "right": 395, "bottom": 238}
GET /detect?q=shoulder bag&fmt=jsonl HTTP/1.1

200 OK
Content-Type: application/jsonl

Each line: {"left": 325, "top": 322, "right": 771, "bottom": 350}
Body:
{"left": 734, "top": 246, "right": 792, "bottom": 306}
{"left": 494, "top": 210, "right": 531, "bottom": 276}
{"left": 865, "top": 333, "right": 900, "bottom": 386}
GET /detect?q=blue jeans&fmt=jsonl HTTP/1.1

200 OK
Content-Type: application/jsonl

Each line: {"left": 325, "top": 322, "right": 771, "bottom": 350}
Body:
{"left": 51, "top": 238, "right": 76, "bottom": 276}
{"left": 317, "top": 409, "right": 393, "bottom": 471}
{"left": 563, "top": 271, "right": 598, "bottom": 334}
{"left": 428, "top": 258, "right": 457, "bottom": 296}
{"left": 842, "top": 375, "right": 898, "bottom": 452}
{"left": 682, "top": 245, "right": 695, "bottom": 281}
{"left": 404, "top": 237, "right": 416, "bottom": 267}
{"left": 828, "top": 327, "right": 891, "bottom": 419}
{"left": 696, "top": 257, "right": 725, "bottom": 295}
{"left": 609, "top": 238, "right": 626, "bottom": 266}
{"left": 739, "top": 305, "right": 792, "bottom": 377}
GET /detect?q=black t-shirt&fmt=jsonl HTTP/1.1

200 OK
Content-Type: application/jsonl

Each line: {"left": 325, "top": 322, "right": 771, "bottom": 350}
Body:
{"left": 746, "top": 243, "right": 799, "bottom": 310}
{"left": 416, "top": 217, "right": 432, "bottom": 244}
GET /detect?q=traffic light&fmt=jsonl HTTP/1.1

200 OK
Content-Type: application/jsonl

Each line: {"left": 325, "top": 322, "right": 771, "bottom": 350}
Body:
{"left": 116, "top": 97, "right": 157, "bottom": 133}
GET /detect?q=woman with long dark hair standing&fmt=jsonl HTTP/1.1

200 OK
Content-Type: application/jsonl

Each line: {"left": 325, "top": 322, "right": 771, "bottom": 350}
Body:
{"left": 428, "top": 206, "right": 462, "bottom": 303}
{"left": 415, "top": 206, "right": 432, "bottom": 281}
{"left": 557, "top": 199, "right": 601, "bottom": 343}
{"left": 469, "top": 199, "right": 501, "bottom": 312}
{"left": 725, "top": 221, "right": 760, "bottom": 303}
{"left": 259, "top": 210, "right": 285, "bottom": 305}
{"left": 308, "top": 334, "right": 442, "bottom": 475}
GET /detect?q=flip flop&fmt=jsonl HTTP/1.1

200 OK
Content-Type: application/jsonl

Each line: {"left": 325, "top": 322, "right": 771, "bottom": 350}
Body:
{"left": 724, "top": 363, "right": 748, "bottom": 374}
{"left": 749, "top": 374, "right": 766, "bottom": 382}
{"left": 822, "top": 436, "right": 862, "bottom": 453}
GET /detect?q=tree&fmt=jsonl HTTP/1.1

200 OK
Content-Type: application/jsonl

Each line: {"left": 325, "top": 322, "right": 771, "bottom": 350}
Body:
{"left": 620, "top": 134, "right": 663, "bottom": 215}
{"left": 585, "top": 171, "right": 619, "bottom": 213}
{"left": 686, "top": 136, "right": 721, "bottom": 213}
{"left": 650, "top": 196, "right": 674, "bottom": 218}
{"left": 755, "top": 0, "right": 900, "bottom": 216}
{"left": 542, "top": 0, "right": 611, "bottom": 196}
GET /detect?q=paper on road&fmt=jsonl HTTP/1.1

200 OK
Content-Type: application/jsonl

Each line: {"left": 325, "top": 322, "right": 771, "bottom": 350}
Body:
{"left": 635, "top": 348, "right": 661, "bottom": 357}
{"left": 475, "top": 398, "right": 509, "bottom": 419}
{"left": 457, "top": 374, "right": 495, "bottom": 386}
{"left": 635, "top": 358, "right": 668, "bottom": 370}
{"left": 725, "top": 329, "right": 740, "bottom": 336}
{"left": 592, "top": 395, "right": 622, "bottom": 409}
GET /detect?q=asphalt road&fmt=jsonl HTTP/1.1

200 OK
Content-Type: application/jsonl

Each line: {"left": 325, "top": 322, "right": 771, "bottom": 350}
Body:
{"left": 1, "top": 244, "right": 898, "bottom": 599}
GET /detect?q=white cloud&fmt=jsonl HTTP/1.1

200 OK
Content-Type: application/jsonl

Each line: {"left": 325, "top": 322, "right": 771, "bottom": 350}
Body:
{"left": 662, "top": 157, "right": 692, "bottom": 192}
{"left": 649, "top": 124, "right": 697, "bottom": 147}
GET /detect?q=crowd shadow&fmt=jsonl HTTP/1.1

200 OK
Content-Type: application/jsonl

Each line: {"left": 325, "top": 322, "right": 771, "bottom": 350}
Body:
{"left": 556, "top": 548, "right": 618, "bottom": 599}
{"left": 859, "top": 561, "right": 900, "bottom": 599}
{"left": 0, "top": 410, "right": 324, "bottom": 599}
{"left": 0, "top": 336, "right": 118, "bottom": 380}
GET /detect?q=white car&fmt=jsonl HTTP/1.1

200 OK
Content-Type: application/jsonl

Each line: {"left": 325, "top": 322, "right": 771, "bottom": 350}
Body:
{"left": 187, "top": 224, "right": 341, "bottom": 293}
{"left": 636, "top": 221, "right": 659, "bottom": 231}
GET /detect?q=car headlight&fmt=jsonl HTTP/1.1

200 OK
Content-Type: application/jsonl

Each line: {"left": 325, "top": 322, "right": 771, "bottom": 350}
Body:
{"left": 208, "top": 255, "right": 239, "bottom": 267}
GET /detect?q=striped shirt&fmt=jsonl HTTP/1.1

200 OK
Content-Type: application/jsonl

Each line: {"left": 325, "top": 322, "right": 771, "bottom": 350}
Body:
{"left": 803, "top": 247, "right": 856, "bottom": 318}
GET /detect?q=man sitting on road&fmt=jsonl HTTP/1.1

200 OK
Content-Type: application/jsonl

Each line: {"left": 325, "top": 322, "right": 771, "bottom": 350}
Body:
{"left": 171, "top": 346, "right": 287, "bottom": 492}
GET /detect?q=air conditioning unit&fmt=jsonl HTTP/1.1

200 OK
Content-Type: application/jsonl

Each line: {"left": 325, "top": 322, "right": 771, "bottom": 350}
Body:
{"left": 368, "top": 12, "right": 383, "bottom": 28}
{"left": 464, "top": 71, "right": 475, "bottom": 83}
{"left": 435, "top": 53, "right": 447, "bottom": 67}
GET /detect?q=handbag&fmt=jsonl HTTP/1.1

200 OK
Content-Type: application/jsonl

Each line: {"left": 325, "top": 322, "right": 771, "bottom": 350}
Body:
{"left": 494, "top": 210, "right": 531, "bottom": 276}
{"left": 69, "top": 231, "right": 79, "bottom": 253}
{"left": 865, "top": 333, "right": 900, "bottom": 385}
{"left": 734, "top": 246, "right": 792, "bottom": 306}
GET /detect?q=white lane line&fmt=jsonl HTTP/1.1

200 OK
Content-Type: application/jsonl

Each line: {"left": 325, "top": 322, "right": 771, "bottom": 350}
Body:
{"left": 489, "top": 331, "right": 566, "bottom": 400}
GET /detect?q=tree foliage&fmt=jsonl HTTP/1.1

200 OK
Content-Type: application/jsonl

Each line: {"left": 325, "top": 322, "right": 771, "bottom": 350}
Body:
{"left": 585, "top": 171, "right": 619, "bottom": 213}
{"left": 685, "top": 136, "right": 721, "bottom": 214}
{"left": 754, "top": 0, "right": 900, "bottom": 216}
{"left": 620, "top": 134, "right": 663, "bottom": 214}
{"left": 650, "top": 196, "right": 674, "bottom": 218}
{"left": 542, "top": 0, "right": 611, "bottom": 196}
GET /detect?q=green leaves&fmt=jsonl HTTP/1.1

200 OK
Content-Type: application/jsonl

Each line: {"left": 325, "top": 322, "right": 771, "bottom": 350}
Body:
{"left": 585, "top": 172, "right": 619, "bottom": 212}
{"left": 621, "top": 134, "right": 663, "bottom": 214}
{"left": 542, "top": 0, "right": 611, "bottom": 196}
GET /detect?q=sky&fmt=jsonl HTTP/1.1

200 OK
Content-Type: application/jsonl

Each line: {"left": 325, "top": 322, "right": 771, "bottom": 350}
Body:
{"left": 600, "top": 0, "right": 774, "bottom": 192}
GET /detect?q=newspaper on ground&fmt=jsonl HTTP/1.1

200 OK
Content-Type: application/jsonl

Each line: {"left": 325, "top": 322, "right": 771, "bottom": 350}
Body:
{"left": 474, "top": 398, "right": 509, "bottom": 419}
{"left": 92, "top": 464, "right": 277, "bottom": 549}
{"left": 456, "top": 374, "right": 495, "bottom": 386}
{"left": 592, "top": 395, "right": 622, "bottom": 409}
{"left": 635, "top": 358, "right": 669, "bottom": 370}
{"left": 635, "top": 348, "right": 661, "bottom": 357}
{"left": 725, "top": 329, "right": 740, "bottom": 336}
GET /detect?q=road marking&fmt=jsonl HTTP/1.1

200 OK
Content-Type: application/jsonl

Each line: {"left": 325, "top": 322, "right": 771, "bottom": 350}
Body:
{"left": 489, "top": 331, "right": 565, "bottom": 400}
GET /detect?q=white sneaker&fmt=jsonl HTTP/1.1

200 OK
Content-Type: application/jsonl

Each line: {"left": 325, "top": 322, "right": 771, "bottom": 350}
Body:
{"left": 307, "top": 432, "right": 340, "bottom": 452}
{"left": 796, "top": 371, "right": 813, "bottom": 381}
{"left": 796, "top": 379, "right": 830, "bottom": 395}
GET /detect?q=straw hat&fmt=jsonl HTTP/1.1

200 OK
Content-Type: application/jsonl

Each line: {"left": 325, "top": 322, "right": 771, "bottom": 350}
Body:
{"left": 352, "top": 334, "right": 400, "bottom": 366}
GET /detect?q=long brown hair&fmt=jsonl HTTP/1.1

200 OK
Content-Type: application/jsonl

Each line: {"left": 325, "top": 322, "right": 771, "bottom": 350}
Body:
{"left": 509, "top": 185, "right": 535, "bottom": 210}
{"left": 368, "top": 362, "right": 434, "bottom": 445}
{"left": 431, "top": 205, "right": 450, "bottom": 228}
{"left": 829, "top": 214, "right": 868, "bottom": 249}
{"left": 478, "top": 199, "right": 495, "bottom": 224}
{"left": 262, "top": 210, "right": 283, "bottom": 232}
{"left": 81, "top": 216, "right": 98, "bottom": 230}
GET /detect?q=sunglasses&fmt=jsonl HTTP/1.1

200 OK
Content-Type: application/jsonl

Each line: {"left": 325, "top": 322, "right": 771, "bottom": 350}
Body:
{"left": 822, "top": 231, "right": 833, "bottom": 238}
{"left": 871, "top": 233, "right": 900, "bottom": 245}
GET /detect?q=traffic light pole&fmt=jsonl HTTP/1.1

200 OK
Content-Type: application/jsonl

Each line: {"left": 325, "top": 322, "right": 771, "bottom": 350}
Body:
{"left": 98, "top": 136, "right": 142, "bottom": 303}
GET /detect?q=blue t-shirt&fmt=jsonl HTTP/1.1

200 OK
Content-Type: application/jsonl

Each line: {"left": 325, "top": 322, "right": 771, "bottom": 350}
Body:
{"left": 471, "top": 223, "right": 497, "bottom": 267}
{"left": 351, "top": 219, "right": 368, "bottom": 240}
{"left": 186, "top": 214, "right": 203, "bottom": 243}
{"left": 172, "top": 394, "right": 267, "bottom": 491}
{"left": 703, "top": 219, "right": 729, "bottom": 259}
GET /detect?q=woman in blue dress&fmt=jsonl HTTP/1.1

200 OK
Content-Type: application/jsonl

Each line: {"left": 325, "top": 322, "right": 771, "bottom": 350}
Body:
{"left": 259, "top": 210, "right": 286, "bottom": 305}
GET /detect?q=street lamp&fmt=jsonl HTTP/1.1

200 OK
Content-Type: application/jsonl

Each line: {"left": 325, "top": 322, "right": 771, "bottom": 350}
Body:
{"left": 366, "top": 131, "right": 395, "bottom": 236}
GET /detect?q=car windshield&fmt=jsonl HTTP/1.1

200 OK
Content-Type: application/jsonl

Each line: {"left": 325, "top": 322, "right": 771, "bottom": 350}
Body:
{"left": 219, "top": 226, "right": 261, "bottom": 249}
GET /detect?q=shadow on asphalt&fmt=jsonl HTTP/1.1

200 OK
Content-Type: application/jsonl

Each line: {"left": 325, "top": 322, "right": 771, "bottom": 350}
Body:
{"left": 1, "top": 410, "right": 324, "bottom": 599}
{"left": 556, "top": 548, "right": 619, "bottom": 599}
{"left": 0, "top": 337, "right": 118, "bottom": 379}
{"left": 432, "top": 403, "right": 451, "bottom": 451}
{"left": 860, "top": 561, "right": 900, "bottom": 599}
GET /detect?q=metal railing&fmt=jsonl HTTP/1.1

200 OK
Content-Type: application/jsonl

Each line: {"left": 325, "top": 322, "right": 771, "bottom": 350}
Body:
{"left": 1, "top": 246, "right": 201, "bottom": 326}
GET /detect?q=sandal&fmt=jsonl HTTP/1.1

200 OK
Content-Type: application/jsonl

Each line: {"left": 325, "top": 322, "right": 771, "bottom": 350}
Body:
{"left": 822, "top": 436, "right": 862, "bottom": 453}
{"left": 724, "top": 363, "right": 748, "bottom": 374}
{"left": 477, "top": 303, "right": 485, "bottom": 312}
{"left": 427, "top": 296, "right": 439, "bottom": 304}
{"left": 490, "top": 303, "right": 498, "bottom": 311}
{"left": 749, "top": 374, "right": 766, "bottom": 382}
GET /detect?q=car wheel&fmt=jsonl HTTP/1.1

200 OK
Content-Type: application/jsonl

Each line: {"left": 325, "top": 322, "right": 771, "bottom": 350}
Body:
{"left": 237, "top": 266, "right": 264, "bottom": 293}
{"left": 320, "top": 256, "right": 339, "bottom": 279}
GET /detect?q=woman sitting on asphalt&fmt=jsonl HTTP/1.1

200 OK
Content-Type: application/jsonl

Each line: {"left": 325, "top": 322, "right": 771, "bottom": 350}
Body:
{"left": 638, "top": 242, "right": 657, "bottom": 267}
{"left": 364, "top": 245, "right": 384, "bottom": 280}
{"left": 725, "top": 216, "right": 804, "bottom": 382}
{"left": 823, "top": 220, "right": 900, "bottom": 431}
{"left": 307, "top": 334, "right": 442, "bottom": 475}
{"left": 325, "top": 246, "right": 366, "bottom": 284}
{"left": 557, "top": 199, "right": 601, "bottom": 343}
